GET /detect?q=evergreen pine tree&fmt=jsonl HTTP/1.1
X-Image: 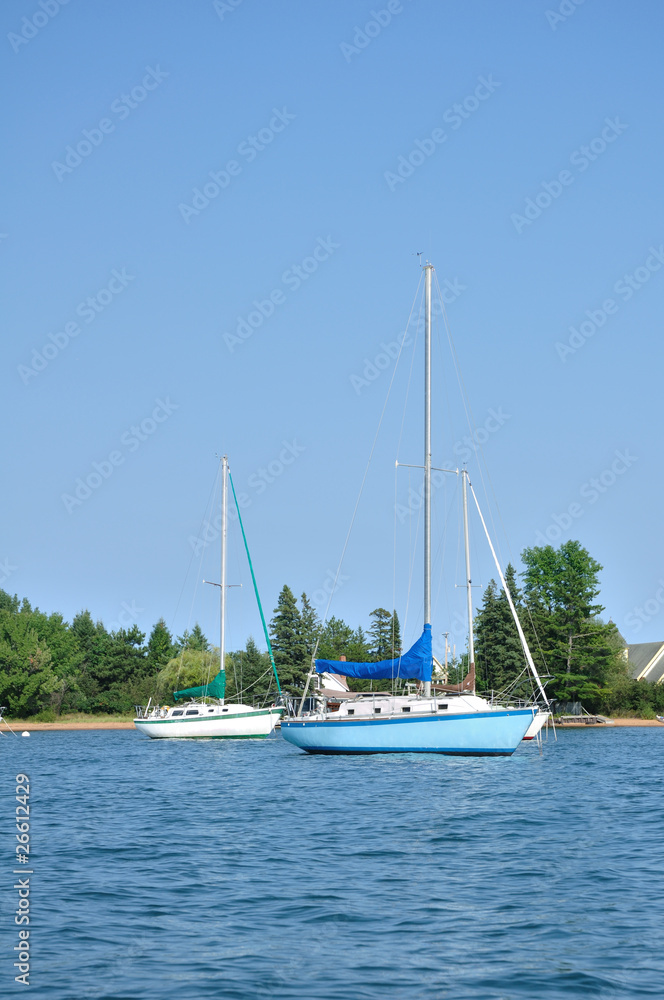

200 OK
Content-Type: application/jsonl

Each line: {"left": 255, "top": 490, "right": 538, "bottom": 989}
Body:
{"left": 176, "top": 622, "right": 209, "bottom": 652}
{"left": 369, "top": 608, "right": 392, "bottom": 659}
{"left": 300, "top": 592, "right": 322, "bottom": 656}
{"left": 269, "top": 585, "right": 308, "bottom": 693}
{"left": 474, "top": 566, "right": 528, "bottom": 696}
{"left": 146, "top": 619, "right": 176, "bottom": 674}
{"left": 390, "top": 610, "right": 402, "bottom": 658}
{"left": 520, "top": 540, "right": 624, "bottom": 704}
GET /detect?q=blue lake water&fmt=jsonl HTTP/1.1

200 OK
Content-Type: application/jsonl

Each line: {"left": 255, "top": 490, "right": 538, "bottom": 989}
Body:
{"left": 2, "top": 727, "right": 663, "bottom": 999}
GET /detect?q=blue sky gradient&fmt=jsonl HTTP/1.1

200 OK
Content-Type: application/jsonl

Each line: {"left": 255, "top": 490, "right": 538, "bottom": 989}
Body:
{"left": 4, "top": 0, "right": 664, "bottom": 657}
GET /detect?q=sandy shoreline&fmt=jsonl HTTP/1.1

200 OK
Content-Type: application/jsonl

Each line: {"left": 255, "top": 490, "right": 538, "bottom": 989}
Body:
{"left": 2, "top": 720, "right": 136, "bottom": 731}
{"left": 3, "top": 717, "right": 663, "bottom": 732}
{"left": 558, "top": 717, "right": 664, "bottom": 728}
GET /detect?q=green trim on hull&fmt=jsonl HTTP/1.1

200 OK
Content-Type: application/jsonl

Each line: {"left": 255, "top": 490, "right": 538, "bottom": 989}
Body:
{"left": 134, "top": 708, "right": 281, "bottom": 726}
{"left": 144, "top": 733, "right": 270, "bottom": 740}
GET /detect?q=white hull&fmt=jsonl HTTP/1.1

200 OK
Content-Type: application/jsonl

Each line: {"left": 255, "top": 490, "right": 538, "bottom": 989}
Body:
{"left": 522, "top": 710, "right": 550, "bottom": 740}
{"left": 134, "top": 703, "right": 282, "bottom": 739}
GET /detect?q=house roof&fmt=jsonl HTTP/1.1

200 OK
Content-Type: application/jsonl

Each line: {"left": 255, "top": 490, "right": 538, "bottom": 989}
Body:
{"left": 627, "top": 642, "right": 664, "bottom": 683}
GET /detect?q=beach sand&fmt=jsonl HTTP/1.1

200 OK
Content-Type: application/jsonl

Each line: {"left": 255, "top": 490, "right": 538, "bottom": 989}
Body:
{"left": 2, "top": 719, "right": 135, "bottom": 731}
{"left": 3, "top": 716, "right": 663, "bottom": 732}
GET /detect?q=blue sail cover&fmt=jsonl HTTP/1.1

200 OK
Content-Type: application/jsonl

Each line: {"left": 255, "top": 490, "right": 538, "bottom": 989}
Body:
{"left": 316, "top": 624, "right": 432, "bottom": 682}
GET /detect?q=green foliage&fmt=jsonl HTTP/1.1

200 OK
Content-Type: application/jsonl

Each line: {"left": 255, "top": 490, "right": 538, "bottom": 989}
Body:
{"left": 226, "top": 636, "right": 275, "bottom": 704}
{"left": 269, "top": 585, "right": 308, "bottom": 694}
{"left": 520, "top": 541, "right": 626, "bottom": 704}
{"left": 0, "top": 563, "right": 659, "bottom": 717}
{"left": 300, "top": 593, "right": 322, "bottom": 656}
{"left": 176, "top": 622, "right": 209, "bottom": 652}
{"left": 156, "top": 649, "right": 221, "bottom": 702}
{"left": 147, "top": 618, "right": 176, "bottom": 672}
{"left": 368, "top": 608, "right": 393, "bottom": 659}
{"left": 0, "top": 600, "right": 60, "bottom": 716}
{"left": 475, "top": 565, "right": 530, "bottom": 696}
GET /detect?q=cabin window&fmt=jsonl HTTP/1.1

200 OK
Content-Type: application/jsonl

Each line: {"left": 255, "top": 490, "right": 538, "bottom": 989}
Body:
{"left": 185, "top": 710, "right": 199, "bottom": 716}
{"left": 208, "top": 708, "right": 215, "bottom": 713}
{"left": 374, "top": 708, "right": 381, "bottom": 714}
{"left": 347, "top": 709, "right": 354, "bottom": 716}
{"left": 171, "top": 710, "right": 183, "bottom": 717}
{"left": 222, "top": 708, "right": 229, "bottom": 713}
{"left": 402, "top": 706, "right": 411, "bottom": 713}
{"left": 438, "top": 704, "right": 448, "bottom": 711}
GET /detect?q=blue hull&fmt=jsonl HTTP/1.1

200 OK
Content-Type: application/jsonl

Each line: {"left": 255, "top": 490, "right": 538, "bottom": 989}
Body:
{"left": 281, "top": 708, "right": 535, "bottom": 756}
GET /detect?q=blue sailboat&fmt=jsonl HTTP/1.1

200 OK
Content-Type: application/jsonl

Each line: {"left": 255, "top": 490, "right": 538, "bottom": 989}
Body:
{"left": 281, "top": 263, "right": 537, "bottom": 756}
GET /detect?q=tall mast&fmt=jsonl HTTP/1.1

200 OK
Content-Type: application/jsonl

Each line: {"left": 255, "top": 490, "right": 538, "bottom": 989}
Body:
{"left": 423, "top": 263, "right": 433, "bottom": 697}
{"left": 462, "top": 469, "right": 476, "bottom": 693}
{"left": 220, "top": 455, "right": 228, "bottom": 680}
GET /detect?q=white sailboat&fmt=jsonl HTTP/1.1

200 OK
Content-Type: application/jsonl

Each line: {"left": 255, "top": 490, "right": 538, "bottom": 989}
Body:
{"left": 281, "top": 262, "right": 542, "bottom": 756}
{"left": 134, "top": 456, "right": 283, "bottom": 739}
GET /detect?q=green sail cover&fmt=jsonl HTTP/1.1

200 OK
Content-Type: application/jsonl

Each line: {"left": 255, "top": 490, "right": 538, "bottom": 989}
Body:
{"left": 173, "top": 670, "right": 226, "bottom": 702}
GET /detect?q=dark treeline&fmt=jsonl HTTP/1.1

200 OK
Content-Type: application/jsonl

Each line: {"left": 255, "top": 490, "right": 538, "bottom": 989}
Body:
{"left": 474, "top": 541, "right": 664, "bottom": 717}
{"left": 0, "top": 583, "right": 402, "bottom": 719}
{"left": 1, "top": 542, "right": 662, "bottom": 719}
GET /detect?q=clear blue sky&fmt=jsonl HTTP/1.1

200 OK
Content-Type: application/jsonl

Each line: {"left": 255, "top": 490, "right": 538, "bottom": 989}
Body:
{"left": 4, "top": 0, "right": 664, "bottom": 659}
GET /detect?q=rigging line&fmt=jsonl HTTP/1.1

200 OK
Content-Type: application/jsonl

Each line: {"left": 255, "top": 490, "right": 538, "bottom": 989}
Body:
{"left": 434, "top": 273, "right": 507, "bottom": 570}
{"left": 403, "top": 465, "right": 423, "bottom": 650}
{"left": 170, "top": 461, "right": 222, "bottom": 632}
{"left": 317, "top": 273, "right": 425, "bottom": 635}
{"left": 240, "top": 663, "right": 276, "bottom": 696}
{"left": 468, "top": 480, "right": 549, "bottom": 705}
{"left": 228, "top": 468, "right": 282, "bottom": 695}
{"left": 433, "top": 275, "right": 549, "bottom": 672}
{"left": 170, "top": 464, "right": 224, "bottom": 697}
{"left": 395, "top": 289, "right": 423, "bottom": 460}
{"left": 297, "top": 273, "right": 425, "bottom": 713}
{"left": 392, "top": 462, "right": 398, "bottom": 696}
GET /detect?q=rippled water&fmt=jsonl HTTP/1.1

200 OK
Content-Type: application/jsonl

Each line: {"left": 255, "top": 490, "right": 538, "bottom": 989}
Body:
{"left": 2, "top": 727, "right": 663, "bottom": 998}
